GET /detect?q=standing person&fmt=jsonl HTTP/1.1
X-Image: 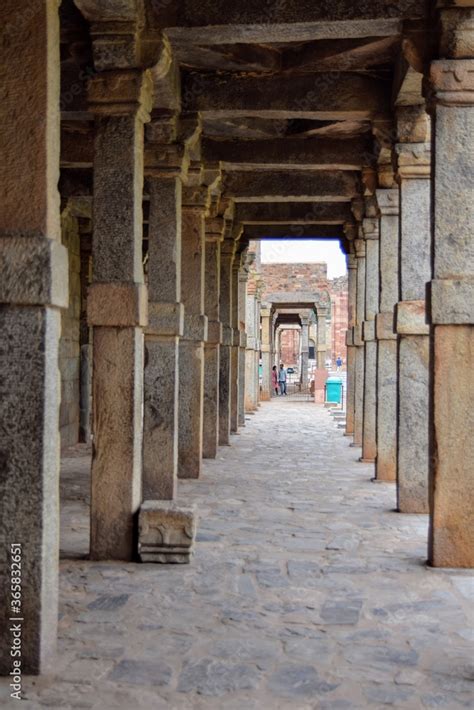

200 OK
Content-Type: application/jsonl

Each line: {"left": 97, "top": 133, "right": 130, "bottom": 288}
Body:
{"left": 336, "top": 355, "right": 343, "bottom": 372}
{"left": 279, "top": 363, "right": 288, "bottom": 395}
{"left": 271, "top": 365, "right": 279, "bottom": 396}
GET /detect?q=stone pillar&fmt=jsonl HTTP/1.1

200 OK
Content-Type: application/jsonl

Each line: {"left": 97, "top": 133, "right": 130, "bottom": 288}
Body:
{"left": 238, "top": 265, "right": 249, "bottom": 425}
{"left": 427, "top": 16, "right": 474, "bottom": 566}
{"left": 395, "top": 109, "right": 431, "bottom": 513}
{"left": 260, "top": 306, "right": 273, "bottom": 400}
{"left": 87, "top": 70, "right": 152, "bottom": 560}
{"left": 353, "top": 238, "right": 366, "bottom": 446}
{"left": 178, "top": 187, "right": 208, "bottom": 478}
{"left": 245, "top": 285, "right": 259, "bottom": 412}
{"left": 375, "top": 188, "right": 400, "bottom": 481}
{"left": 300, "top": 315, "right": 310, "bottom": 389}
{"left": 0, "top": 0, "right": 67, "bottom": 674}
{"left": 143, "top": 174, "right": 183, "bottom": 499}
{"left": 345, "top": 252, "right": 358, "bottom": 434}
{"left": 203, "top": 219, "right": 223, "bottom": 458}
{"left": 361, "top": 217, "right": 380, "bottom": 462}
{"left": 219, "top": 237, "right": 235, "bottom": 444}
{"left": 316, "top": 311, "right": 327, "bottom": 369}
{"left": 230, "top": 256, "right": 241, "bottom": 432}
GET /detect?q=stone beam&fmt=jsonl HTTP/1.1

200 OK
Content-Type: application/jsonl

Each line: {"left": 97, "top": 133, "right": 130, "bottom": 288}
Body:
{"left": 282, "top": 36, "right": 399, "bottom": 72}
{"left": 202, "top": 136, "right": 372, "bottom": 171}
{"left": 224, "top": 171, "right": 361, "bottom": 202}
{"left": 235, "top": 202, "right": 353, "bottom": 225}
{"left": 182, "top": 73, "right": 390, "bottom": 120}
{"left": 242, "top": 225, "right": 343, "bottom": 240}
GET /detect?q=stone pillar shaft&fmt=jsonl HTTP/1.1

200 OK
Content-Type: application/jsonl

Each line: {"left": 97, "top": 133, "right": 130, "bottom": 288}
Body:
{"left": 203, "top": 224, "right": 222, "bottom": 458}
{"left": 238, "top": 267, "right": 248, "bottom": 425}
{"left": 178, "top": 189, "right": 208, "bottom": 478}
{"left": 353, "top": 239, "right": 366, "bottom": 446}
{"left": 230, "top": 258, "right": 241, "bottom": 432}
{"left": 88, "top": 70, "right": 152, "bottom": 561}
{"left": 361, "top": 218, "right": 380, "bottom": 463}
{"left": 143, "top": 176, "right": 183, "bottom": 499}
{"left": 345, "top": 254, "right": 357, "bottom": 435}
{"left": 219, "top": 238, "right": 235, "bottom": 444}
{"left": 428, "top": 44, "right": 474, "bottom": 566}
{"left": 396, "top": 131, "right": 431, "bottom": 513}
{"left": 0, "top": 0, "right": 66, "bottom": 673}
{"left": 260, "top": 307, "right": 273, "bottom": 400}
{"left": 300, "top": 317, "right": 310, "bottom": 389}
{"left": 375, "top": 189, "right": 399, "bottom": 481}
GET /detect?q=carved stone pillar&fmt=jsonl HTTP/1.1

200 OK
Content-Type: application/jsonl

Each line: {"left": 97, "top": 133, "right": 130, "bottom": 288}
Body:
{"left": 178, "top": 187, "right": 208, "bottom": 478}
{"left": 300, "top": 315, "right": 310, "bottom": 389}
{"left": 238, "top": 265, "right": 249, "bottom": 426}
{"left": 87, "top": 70, "right": 152, "bottom": 560}
{"left": 203, "top": 219, "right": 223, "bottom": 458}
{"left": 375, "top": 188, "right": 400, "bottom": 481}
{"left": 353, "top": 238, "right": 366, "bottom": 447}
{"left": 230, "top": 256, "right": 241, "bottom": 432}
{"left": 345, "top": 252, "right": 357, "bottom": 435}
{"left": 245, "top": 281, "right": 259, "bottom": 412}
{"left": 361, "top": 217, "right": 380, "bottom": 463}
{"left": 316, "top": 311, "right": 327, "bottom": 369}
{"left": 395, "top": 109, "right": 432, "bottom": 513}
{"left": 143, "top": 166, "right": 183, "bottom": 499}
{"left": 427, "top": 13, "right": 474, "bottom": 566}
{"left": 0, "top": 0, "right": 67, "bottom": 674}
{"left": 219, "top": 236, "right": 235, "bottom": 444}
{"left": 260, "top": 306, "right": 273, "bottom": 400}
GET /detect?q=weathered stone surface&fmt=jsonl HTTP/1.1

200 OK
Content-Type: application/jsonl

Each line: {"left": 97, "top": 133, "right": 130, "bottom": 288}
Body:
{"left": 225, "top": 170, "right": 361, "bottom": 202}
{"left": 235, "top": 201, "right": 353, "bottom": 225}
{"left": 431, "top": 278, "right": 474, "bottom": 325}
{"left": 396, "top": 300, "right": 429, "bottom": 335}
{"left": 376, "top": 340, "right": 398, "bottom": 482}
{"left": 397, "top": 336, "right": 429, "bottom": 513}
{"left": 243, "top": 224, "right": 343, "bottom": 240}
{"left": 178, "top": 339, "right": 204, "bottom": 479}
{"left": 90, "top": 327, "right": 143, "bottom": 559}
{"left": 203, "top": 343, "right": 220, "bottom": 458}
{"left": 87, "top": 282, "right": 148, "bottom": 327}
{"left": 429, "top": 326, "right": 474, "bottom": 567}
{"left": 362, "top": 341, "right": 377, "bottom": 462}
{"left": 138, "top": 501, "right": 197, "bottom": 563}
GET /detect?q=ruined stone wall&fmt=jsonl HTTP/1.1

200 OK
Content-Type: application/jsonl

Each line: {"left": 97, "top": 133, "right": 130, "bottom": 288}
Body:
{"left": 59, "top": 207, "right": 81, "bottom": 448}
{"left": 280, "top": 329, "right": 300, "bottom": 366}
{"left": 260, "top": 263, "right": 328, "bottom": 295}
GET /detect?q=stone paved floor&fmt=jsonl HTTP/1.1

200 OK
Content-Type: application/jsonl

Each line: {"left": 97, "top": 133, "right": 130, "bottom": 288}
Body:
{"left": 2, "top": 402, "right": 473, "bottom": 709}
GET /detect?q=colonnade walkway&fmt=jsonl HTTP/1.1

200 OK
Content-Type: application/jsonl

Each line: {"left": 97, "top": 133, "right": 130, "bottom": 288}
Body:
{"left": 3, "top": 404, "right": 472, "bottom": 709}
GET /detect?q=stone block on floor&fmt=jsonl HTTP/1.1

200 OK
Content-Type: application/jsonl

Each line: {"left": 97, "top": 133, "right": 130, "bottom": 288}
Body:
{"left": 138, "top": 501, "right": 197, "bottom": 564}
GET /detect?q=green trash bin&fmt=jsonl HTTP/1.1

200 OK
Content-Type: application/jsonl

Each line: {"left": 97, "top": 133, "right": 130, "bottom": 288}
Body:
{"left": 326, "top": 377, "right": 343, "bottom": 404}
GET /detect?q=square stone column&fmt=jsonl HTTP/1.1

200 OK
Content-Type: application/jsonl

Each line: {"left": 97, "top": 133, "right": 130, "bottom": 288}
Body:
{"left": 143, "top": 173, "right": 183, "bottom": 499}
{"left": 219, "top": 236, "right": 236, "bottom": 444}
{"left": 345, "top": 252, "right": 358, "bottom": 435}
{"left": 87, "top": 71, "right": 152, "bottom": 560}
{"left": 260, "top": 306, "right": 273, "bottom": 400}
{"left": 395, "top": 110, "right": 432, "bottom": 513}
{"left": 353, "top": 238, "right": 366, "bottom": 446}
{"left": 230, "top": 255, "right": 242, "bottom": 432}
{"left": 427, "top": 27, "right": 474, "bottom": 566}
{"left": 300, "top": 315, "right": 310, "bottom": 388}
{"left": 178, "top": 187, "right": 209, "bottom": 478}
{"left": 361, "top": 218, "right": 380, "bottom": 463}
{"left": 238, "top": 264, "right": 249, "bottom": 425}
{"left": 0, "top": 0, "right": 67, "bottom": 674}
{"left": 203, "top": 219, "right": 223, "bottom": 458}
{"left": 316, "top": 311, "right": 327, "bottom": 370}
{"left": 375, "top": 188, "right": 400, "bottom": 481}
{"left": 245, "top": 286, "right": 259, "bottom": 412}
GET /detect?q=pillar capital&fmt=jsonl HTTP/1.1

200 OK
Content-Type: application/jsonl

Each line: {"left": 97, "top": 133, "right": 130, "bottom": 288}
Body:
{"left": 438, "top": 4, "right": 474, "bottom": 59}
{"left": 145, "top": 142, "right": 187, "bottom": 179}
{"left": 429, "top": 59, "right": 474, "bottom": 106}
{"left": 354, "top": 238, "right": 366, "bottom": 258}
{"left": 376, "top": 188, "right": 399, "bottom": 216}
{"left": 182, "top": 185, "right": 211, "bottom": 212}
{"left": 205, "top": 217, "right": 225, "bottom": 242}
{"left": 351, "top": 197, "right": 365, "bottom": 222}
{"left": 396, "top": 142, "right": 431, "bottom": 180}
{"left": 88, "top": 69, "right": 153, "bottom": 121}
{"left": 396, "top": 106, "right": 431, "bottom": 144}
{"left": 347, "top": 254, "right": 358, "bottom": 270}
{"left": 362, "top": 217, "right": 379, "bottom": 240}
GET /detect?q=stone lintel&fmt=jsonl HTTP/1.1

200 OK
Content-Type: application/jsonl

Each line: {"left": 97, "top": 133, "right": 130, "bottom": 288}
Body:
{"left": 182, "top": 313, "right": 208, "bottom": 341}
{"left": 88, "top": 70, "right": 153, "bottom": 119}
{"left": 430, "top": 59, "right": 474, "bottom": 106}
{"left": 363, "top": 320, "right": 376, "bottom": 341}
{"left": 243, "top": 224, "right": 343, "bottom": 240}
{"left": 362, "top": 217, "right": 379, "bottom": 239}
{"left": 138, "top": 501, "right": 197, "bottom": 564}
{"left": 207, "top": 319, "right": 223, "bottom": 344}
{"left": 346, "top": 328, "right": 355, "bottom": 346}
{"left": 431, "top": 279, "right": 474, "bottom": 324}
{"left": 225, "top": 170, "right": 361, "bottom": 201}
{"left": 396, "top": 142, "right": 431, "bottom": 179}
{"left": 396, "top": 300, "right": 430, "bottom": 335}
{"left": 87, "top": 282, "right": 148, "bottom": 327}
{"left": 0, "top": 236, "right": 68, "bottom": 308}
{"left": 147, "top": 302, "right": 184, "bottom": 337}
{"left": 353, "top": 324, "right": 363, "bottom": 347}
{"left": 221, "top": 325, "right": 233, "bottom": 346}
{"left": 376, "top": 311, "right": 397, "bottom": 340}
{"left": 376, "top": 188, "right": 400, "bottom": 216}
{"left": 235, "top": 201, "right": 353, "bottom": 224}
